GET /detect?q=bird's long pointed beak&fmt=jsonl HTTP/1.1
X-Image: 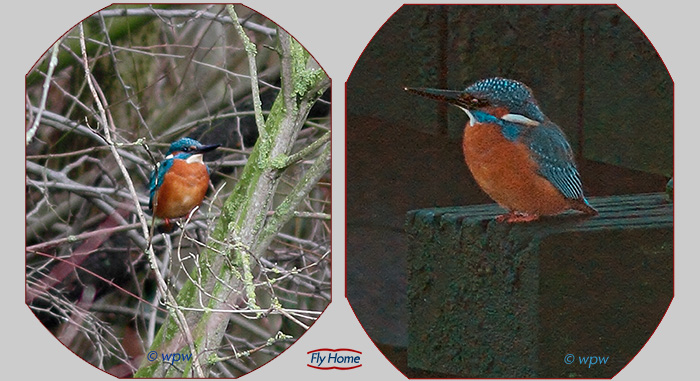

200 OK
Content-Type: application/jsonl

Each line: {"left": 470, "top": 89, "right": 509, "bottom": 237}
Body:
{"left": 195, "top": 144, "right": 220, "bottom": 154}
{"left": 405, "top": 86, "right": 481, "bottom": 126}
{"left": 404, "top": 87, "right": 466, "bottom": 105}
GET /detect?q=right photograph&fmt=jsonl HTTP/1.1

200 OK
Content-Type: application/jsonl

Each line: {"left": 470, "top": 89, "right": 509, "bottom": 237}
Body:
{"left": 346, "top": 4, "right": 672, "bottom": 379}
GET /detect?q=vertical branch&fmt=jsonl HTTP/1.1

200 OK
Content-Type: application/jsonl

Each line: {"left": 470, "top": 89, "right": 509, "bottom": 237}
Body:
{"left": 226, "top": 5, "right": 266, "bottom": 138}
{"left": 278, "top": 28, "right": 295, "bottom": 121}
{"left": 77, "top": 22, "right": 204, "bottom": 378}
{"left": 225, "top": 3, "right": 267, "bottom": 312}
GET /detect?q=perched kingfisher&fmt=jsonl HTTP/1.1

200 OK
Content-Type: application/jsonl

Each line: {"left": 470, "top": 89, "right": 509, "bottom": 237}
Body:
{"left": 405, "top": 77, "right": 598, "bottom": 223}
{"left": 149, "top": 137, "right": 220, "bottom": 230}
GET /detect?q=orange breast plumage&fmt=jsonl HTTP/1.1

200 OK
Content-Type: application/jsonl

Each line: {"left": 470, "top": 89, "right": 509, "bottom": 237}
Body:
{"left": 462, "top": 119, "right": 572, "bottom": 216}
{"left": 152, "top": 159, "right": 210, "bottom": 219}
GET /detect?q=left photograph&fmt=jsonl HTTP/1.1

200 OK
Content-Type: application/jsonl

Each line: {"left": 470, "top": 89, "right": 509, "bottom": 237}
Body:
{"left": 25, "top": 4, "right": 331, "bottom": 378}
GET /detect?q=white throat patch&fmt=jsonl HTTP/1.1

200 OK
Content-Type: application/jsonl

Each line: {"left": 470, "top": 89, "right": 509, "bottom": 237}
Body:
{"left": 186, "top": 153, "right": 204, "bottom": 164}
{"left": 458, "top": 107, "right": 477, "bottom": 127}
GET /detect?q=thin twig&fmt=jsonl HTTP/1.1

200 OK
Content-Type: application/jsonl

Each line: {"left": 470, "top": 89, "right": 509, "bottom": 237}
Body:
{"left": 272, "top": 131, "right": 330, "bottom": 169}
{"left": 254, "top": 142, "right": 330, "bottom": 257}
{"left": 97, "top": 12, "right": 153, "bottom": 140}
{"left": 26, "top": 222, "right": 140, "bottom": 251}
{"left": 27, "top": 39, "right": 61, "bottom": 145}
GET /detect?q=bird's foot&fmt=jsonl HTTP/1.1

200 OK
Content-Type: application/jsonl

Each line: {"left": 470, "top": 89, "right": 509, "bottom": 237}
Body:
{"left": 495, "top": 211, "right": 540, "bottom": 223}
{"left": 156, "top": 218, "right": 177, "bottom": 233}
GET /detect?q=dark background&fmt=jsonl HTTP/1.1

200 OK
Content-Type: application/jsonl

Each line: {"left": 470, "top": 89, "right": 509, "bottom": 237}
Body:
{"left": 345, "top": 4, "right": 672, "bottom": 375}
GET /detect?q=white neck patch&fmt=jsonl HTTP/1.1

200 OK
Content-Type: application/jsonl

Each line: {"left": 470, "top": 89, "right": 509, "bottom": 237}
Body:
{"left": 500, "top": 113, "right": 540, "bottom": 126}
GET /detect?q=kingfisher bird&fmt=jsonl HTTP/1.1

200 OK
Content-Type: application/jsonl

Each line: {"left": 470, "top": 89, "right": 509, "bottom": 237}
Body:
{"left": 149, "top": 137, "right": 220, "bottom": 230}
{"left": 405, "top": 77, "right": 597, "bottom": 223}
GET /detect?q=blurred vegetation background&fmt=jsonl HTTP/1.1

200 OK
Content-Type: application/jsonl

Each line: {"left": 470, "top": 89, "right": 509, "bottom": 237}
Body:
{"left": 26, "top": 4, "right": 330, "bottom": 377}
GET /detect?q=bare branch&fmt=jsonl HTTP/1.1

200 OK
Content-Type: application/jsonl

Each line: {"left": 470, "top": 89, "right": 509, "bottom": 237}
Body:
{"left": 95, "top": 7, "right": 277, "bottom": 36}
{"left": 26, "top": 39, "right": 61, "bottom": 145}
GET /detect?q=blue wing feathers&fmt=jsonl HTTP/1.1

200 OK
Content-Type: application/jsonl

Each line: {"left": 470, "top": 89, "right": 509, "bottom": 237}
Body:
{"left": 524, "top": 122, "right": 585, "bottom": 201}
{"left": 148, "top": 158, "right": 175, "bottom": 209}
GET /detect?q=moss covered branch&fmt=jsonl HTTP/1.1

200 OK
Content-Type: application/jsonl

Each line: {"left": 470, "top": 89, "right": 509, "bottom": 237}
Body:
{"left": 134, "top": 6, "right": 330, "bottom": 378}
